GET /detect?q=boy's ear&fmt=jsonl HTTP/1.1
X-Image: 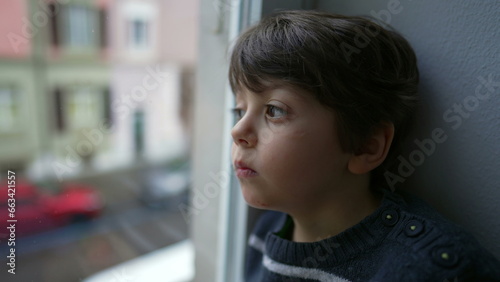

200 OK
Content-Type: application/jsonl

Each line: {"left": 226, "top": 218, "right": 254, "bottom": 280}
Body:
{"left": 348, "top": 122, "right": 395, "bottom": 175}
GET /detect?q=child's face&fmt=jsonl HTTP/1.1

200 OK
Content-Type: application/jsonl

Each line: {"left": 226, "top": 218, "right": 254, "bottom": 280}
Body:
{"left": 231, "top": 85, "right": 352, "bottom": 213}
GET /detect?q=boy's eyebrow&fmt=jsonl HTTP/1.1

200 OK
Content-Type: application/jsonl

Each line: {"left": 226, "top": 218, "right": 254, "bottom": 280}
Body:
{"left": 234, "top": 82, "right": 312, "bottom": 103}
{"left": 262, "top": 85, "right": 312, "bottom": 102}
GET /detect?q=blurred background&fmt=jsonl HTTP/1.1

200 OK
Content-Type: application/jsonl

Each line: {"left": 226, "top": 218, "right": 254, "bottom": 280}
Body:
{"left": 0, "top": 0, "right": 197, "bottom": 281}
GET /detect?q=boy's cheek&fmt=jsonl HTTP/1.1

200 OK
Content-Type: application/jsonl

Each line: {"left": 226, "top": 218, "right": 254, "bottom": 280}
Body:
{"left": 284, "top": 126, "right": 308, "bottom": 140}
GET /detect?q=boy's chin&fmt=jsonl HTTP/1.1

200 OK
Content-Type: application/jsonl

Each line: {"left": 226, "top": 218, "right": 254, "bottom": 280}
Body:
{"left": 241, "top": 188, "right": 272, "bottom": 210}
{"left": 246, "top": 201, "right": 272, "bottom": 210}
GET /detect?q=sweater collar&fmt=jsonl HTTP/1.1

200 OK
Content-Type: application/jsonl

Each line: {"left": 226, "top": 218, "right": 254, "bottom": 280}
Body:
{"left": 264, "top": 189, "right": 406, "bottom": 267}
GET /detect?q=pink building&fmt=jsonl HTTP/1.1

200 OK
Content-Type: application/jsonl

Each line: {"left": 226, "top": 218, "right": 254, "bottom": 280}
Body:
{"left": 0, "top": 0, "right": 31, "bottom": 57}
{"left": 105, "top": 0, "right": 198, "bottom": 168}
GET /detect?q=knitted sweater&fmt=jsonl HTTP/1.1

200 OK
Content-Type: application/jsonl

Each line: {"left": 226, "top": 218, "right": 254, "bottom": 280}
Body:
{"left": 245, "top": 190, "right": 500, "bottom": 281}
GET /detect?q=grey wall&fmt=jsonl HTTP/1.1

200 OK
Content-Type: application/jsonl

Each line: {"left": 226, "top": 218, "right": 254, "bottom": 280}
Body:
{"left": 316, "top": 0, "right": 500, "bottom": 257}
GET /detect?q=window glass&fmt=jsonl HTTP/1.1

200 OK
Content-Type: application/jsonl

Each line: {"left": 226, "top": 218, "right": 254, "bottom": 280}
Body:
{"left": 65, "top": 5, "right": 96, "bottom": 48}
{"left": 0, "top": 1, "right": 198, "bottom": 281}
{"left": 0, "top": 87, "right": 18, "bottom": 132}
{"left": 67, "top": 87, "right": 100, "bottom": 130}
{"left": 129, "top": 19, "right": 149, "bottom": 49}
{"left": 123, "top": 1, "right": 155, "bottom": 52}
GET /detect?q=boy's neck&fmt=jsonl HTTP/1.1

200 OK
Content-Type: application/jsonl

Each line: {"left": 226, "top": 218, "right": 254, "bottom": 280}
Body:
{"left": 289, "top": 181, "right": 382, "bottom": 243}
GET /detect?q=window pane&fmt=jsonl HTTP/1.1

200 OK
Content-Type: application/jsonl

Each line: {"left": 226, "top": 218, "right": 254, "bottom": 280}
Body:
{"left": 65, "top": 5, "right": 95, "bottom": 48}
{"left": 0, "top": 0, "right": 198, "bottom": 281}
{"left": 0, "top": 87, "right": 17, "bottom": 132}
{"left": 128, "top": 19, "right": 149, "bottom": 49}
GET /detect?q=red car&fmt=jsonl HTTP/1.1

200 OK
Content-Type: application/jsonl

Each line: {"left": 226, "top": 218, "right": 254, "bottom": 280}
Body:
{"left": 0, "top": 179, "right": 104, "bottom": 238}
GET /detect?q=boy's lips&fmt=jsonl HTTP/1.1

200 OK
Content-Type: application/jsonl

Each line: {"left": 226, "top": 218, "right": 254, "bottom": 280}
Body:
{"left": 234, "top": 160, "right": 258, "bottom": 178}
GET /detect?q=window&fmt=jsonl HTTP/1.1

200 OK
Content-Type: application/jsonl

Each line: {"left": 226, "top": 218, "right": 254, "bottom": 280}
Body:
{"left": 67, "top": 87, "right": 100, "bottom": 130}
{"left": 53, "top": 86, "right": 103, "bottom": 134}
{"left": 0, "top": 1, "right": 198, "bottom": 281}
{"left": 0, "top": 87, "right": 19, "bottom": 133}
{"left": 64, "top": 5, "right": 96, "bottom": 48}
{"left": 122, "top": 1, "right": 155, "bottom": 52}
{"left": 128, "top": 19, "right": 149, "bottom": 49}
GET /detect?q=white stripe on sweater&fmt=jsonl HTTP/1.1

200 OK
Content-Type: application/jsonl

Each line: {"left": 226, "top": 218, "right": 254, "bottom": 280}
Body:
{"left": 249, "top": 234, "right": 266, "bottom": 253}
{"left": 262, "top": 255, "right": 350, "bottom": 282}
{"left": 249, "top": 234, "right": 350, "bottom": 282}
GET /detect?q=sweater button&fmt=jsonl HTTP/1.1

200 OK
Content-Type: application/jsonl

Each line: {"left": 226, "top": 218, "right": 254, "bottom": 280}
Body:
{"left": 404, "top": 220, "right": 424, "bottom": 237}
{"left": 432, "top": 246, "right": 459, "bottom": 268}
{"left": 381, "top": 209, "right": 399, "bottom": 226}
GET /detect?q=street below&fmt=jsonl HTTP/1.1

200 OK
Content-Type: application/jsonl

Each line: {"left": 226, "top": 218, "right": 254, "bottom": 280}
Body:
{"left": 0, "top": 165, "right": 190, "bottom": 282}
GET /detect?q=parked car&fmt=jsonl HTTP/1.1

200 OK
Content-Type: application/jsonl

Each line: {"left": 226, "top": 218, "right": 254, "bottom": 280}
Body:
{"left": 0, "top": 179, "right": 104, "bottom": 238}
{"left": 139, "top": 161, "right": 190, "bottom": 209}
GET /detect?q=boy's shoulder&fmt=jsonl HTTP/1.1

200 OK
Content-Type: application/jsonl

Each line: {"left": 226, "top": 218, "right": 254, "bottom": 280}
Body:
{"left": 377, "top": 189, "right": 500, "bottom": 280}
{"left": 250, "top": 190, "right": 500, "bottom": 281}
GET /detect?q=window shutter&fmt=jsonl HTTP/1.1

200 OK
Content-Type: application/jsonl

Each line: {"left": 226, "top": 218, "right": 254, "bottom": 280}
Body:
{"left": 48, "top": 3, "right": 60, "bottom": 47}
{"left": 54, "top": 87, "right": 64, "bottom": 131}
{"left": 103, "top": 87, "right": 112, "bottom": 127}
{"left": 99, "top": 9, "right": 108, "bottom": 48}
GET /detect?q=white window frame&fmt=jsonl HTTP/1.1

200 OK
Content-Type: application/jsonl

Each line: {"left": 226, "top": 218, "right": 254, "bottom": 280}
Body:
{"left": 216, "top": 1, "right": 262, "bottom": 282}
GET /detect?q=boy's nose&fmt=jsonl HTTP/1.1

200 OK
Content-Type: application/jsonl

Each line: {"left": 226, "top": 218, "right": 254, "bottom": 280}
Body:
{"left": 231, "top": 118, "right": 257, "bottom": 147}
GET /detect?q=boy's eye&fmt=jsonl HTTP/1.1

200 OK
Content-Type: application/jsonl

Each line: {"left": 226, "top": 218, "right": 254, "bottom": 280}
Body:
{"left": 232, "top": 108, "right": 246, "bottom": 121}
{"left": 266, "top": 105, "right": 287, "bottom": 119}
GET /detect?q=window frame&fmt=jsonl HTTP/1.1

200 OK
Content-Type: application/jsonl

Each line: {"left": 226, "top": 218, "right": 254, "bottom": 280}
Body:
{"left": 215, "top": 1, "right": 262, "bottom": 281}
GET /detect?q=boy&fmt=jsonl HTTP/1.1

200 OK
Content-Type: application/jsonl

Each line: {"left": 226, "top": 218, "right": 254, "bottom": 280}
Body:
{"left": 228, "top": 10, "right": 500, "bottom": 281}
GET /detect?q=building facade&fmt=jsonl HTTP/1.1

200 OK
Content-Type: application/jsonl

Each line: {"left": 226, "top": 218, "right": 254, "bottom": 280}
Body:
{"left": 0, "top": 0, "right": 197, "bottom": 181}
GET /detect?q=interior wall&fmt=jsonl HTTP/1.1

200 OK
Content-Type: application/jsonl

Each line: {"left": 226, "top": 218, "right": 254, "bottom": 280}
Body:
{"left": 316, "top": 0, "right": 500, "bottom": 258}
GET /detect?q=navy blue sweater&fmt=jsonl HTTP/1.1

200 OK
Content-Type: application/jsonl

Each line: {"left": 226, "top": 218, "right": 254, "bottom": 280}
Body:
{"left": 245, "top": 190, "right": 500, "bottom": 281}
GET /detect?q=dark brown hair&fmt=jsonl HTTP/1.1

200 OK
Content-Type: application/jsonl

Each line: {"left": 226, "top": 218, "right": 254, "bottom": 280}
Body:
{"left": 229, "top": 10, "right": 419, "bottom": 185}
